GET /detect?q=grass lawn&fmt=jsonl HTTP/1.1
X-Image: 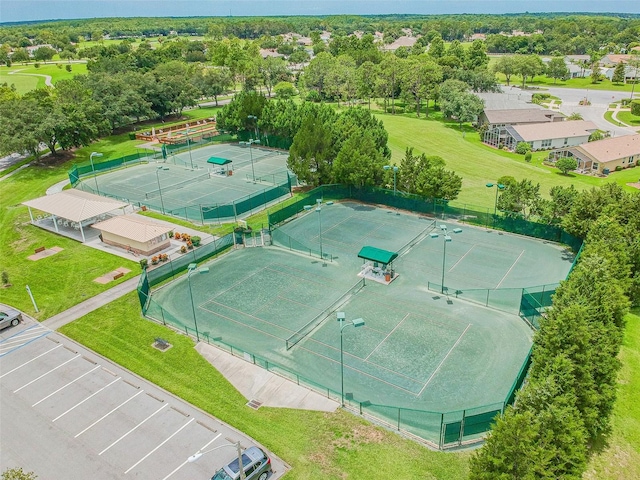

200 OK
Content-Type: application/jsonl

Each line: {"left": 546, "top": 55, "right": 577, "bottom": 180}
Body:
{"left": 585, "top": 309, "right": 640, "bottom": 480}
{"left": 0, "top": 63, "right": 88, "bottom": 93}
{"left": 378, "top": 112, "right": 638, "bottom": 208}
{"left": 59, "top": 294, "right": 470, "bottom": 480}
{"left": 616, "top": 110, "right": 640, "bottom": 128}
{"left": 604, "top": 110, "right": 626, "bottom": 128}
{"left": 0, "top": 158, "right": 139, "bottom": 319}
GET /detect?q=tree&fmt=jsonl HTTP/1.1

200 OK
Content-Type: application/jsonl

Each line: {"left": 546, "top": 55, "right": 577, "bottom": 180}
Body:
{"left": 469, "top": 408, "right": 542, "bottom": 480}
{"left": 515, "top": 141, "right": 531, "bottom": 154}
{"left": 287, "top": 116, "right": 334, "bottom": 186}
{"left": 258, "top": 56, "right": 289, "bottom": 97}
{"left": 515, "top": 54, "right": 545, "bottom": 88}
{"left": 1, "top": 468, "right": 37, "bottom": 480}
{"left": 440, "top": 91, "right": 484, "bottom": 130}
{"left": 547, "top": 57, "right": 569, "bottom": 83}
{"left": 631, "top": 100, "right": 640, "bottom": 116}
{"left": 396, "top": 148, "right": 461, "bottom": 200}
{"left": 612, "top": 61, "right": 626, "bottom": 84}
{"left": 567, "top": 112, "right": 583, "bottom": 120}
{"left": 492, "top": 55, "right": 517, "bottom": 86}
{"left": 428, "top": 34, "right": 445, "bottom": 59}
{"left": 273, "top": 81, "right": 296, "bottom": 99}
{"left": 398, "top": 55, "right": 442, "bottom": 117}
{"left": 11, "top": 48, "right": 29, "bottom": 64}
{"left": 497, "top": 178, "right": 542, "bottom": 219}
{"left": 332, "top": 132, "right": 385, "bottom": 187}
{"left": 465, "top": 40, "right": 489, "bottom": 69}
{"left": 556, "top": 157, "right": 578, "bottom": 174}
{"left": 195, "top": 66, "right": 233, "bottom": 106}
{"left": 32, "top": 46, "right": 56, "bottom": 63}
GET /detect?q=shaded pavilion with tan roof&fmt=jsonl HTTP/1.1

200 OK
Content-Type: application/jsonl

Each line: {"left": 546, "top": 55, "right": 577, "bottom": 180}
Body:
{"left": 22, "top": 190, "right": 128, "bottom": 242}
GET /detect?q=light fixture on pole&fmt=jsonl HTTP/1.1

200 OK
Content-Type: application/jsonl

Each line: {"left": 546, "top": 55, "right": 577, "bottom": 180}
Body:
{"left": 187, "top": 441, "right": 246, "bottom": 480}
{"left": 383, "top": 165, "right": 399, "bottom": 196}
{"left": 435, "top": 225, "right": 461, "bottom": 294}
{"left": 155, "top": 166, "right": 169, "bottom": 214}
{"left": 187, "top": 263, "right": 209, "bottom": 342}
{"left": 247, "top": 114, "right": 258, "bottom": 139}
{"left": 303, "top": 198, "right": 326, "bottom": 261}
{"left": 337, "top": 312, "right": 365, "bottom": 407}
{"left": 89, "top": 152, "right": 103, "bottom": 195}
{"left": 485, "top": 182, "right": 505, "bottom": 217}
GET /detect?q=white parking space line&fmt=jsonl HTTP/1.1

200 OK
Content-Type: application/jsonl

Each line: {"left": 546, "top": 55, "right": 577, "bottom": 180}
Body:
{"left": 52, "top": 377, "right": 120, "bottom": 422}
{"left": 13, "top": 355, "right": 81, "bottom": 393}
{"left": 33, "top": 365, "right": 102, "bottom": 407}
{"left": 124, "top": 418, "right": 195, "bottom": 474}
{"left": 161, "top": 433, "right": 222, "bottom": 480}
{"left": 99, "top": 403, "right": 168, "bottom": 455}
{"left": 75, "top": 390, "right": 145, "bottom": 438}
{"left": 0, "top": 331, "right": 48, "bottom": 348}
{"left": 0, "top": 344, "right": 62, "bottom": 378}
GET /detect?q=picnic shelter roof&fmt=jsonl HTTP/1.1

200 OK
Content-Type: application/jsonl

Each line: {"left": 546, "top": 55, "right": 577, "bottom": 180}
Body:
{"left": 207, "top": 157, "right": 232, "bottom": 165}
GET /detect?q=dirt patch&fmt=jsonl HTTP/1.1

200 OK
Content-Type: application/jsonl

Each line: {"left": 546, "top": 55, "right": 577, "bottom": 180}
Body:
{"left": 626, "top": 182, "right": 640, "bottom": 190}
{"left": 31, "top": 150, "right": 75, "bottom": 168}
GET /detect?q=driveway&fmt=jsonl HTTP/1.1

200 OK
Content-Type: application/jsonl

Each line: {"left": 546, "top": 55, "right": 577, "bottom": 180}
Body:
{"left": 0, "top": 315, "right": 288, "bottom": 480}
{"left": 542, "top": 86, "right": 636, "bottom": 137}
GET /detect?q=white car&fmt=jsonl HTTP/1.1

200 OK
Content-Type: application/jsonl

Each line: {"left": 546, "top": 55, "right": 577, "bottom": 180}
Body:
{"left": 0, "top": 307, "right": 22, "bottom": 330}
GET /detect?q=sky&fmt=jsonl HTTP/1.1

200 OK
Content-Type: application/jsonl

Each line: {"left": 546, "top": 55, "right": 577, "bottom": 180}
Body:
{"left": 1, "top": 0, "right": 639, "bottom": 24}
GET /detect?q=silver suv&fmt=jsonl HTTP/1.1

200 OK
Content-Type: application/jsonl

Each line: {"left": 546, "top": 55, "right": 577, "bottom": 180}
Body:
{"left": 211, "top": 446, "right": 272, "bottom": 480}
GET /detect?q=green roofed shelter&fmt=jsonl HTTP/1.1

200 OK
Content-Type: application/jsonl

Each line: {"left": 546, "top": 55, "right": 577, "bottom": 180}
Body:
{"left": 357, "top": 246, "right": 398, "bottom": 265}
{"left": 207, "top": 156, "right": 233, "bottom": 176}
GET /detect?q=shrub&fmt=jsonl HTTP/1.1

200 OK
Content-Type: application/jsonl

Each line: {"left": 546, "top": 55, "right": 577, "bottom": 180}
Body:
{"left": 180, "top": 245, "right": 187, "bottom": 254}
{"left": 305, "top": 90, "right": 321, "bottom": 102}
{"left": 139, "top": 259, "right": 148, "bottom": 270}
{"left": 524, "top": 152, "right": 532, "bottom": 163}
{"left": 168, "top": 231, "right": 174, "bottom": 238}
{"left": 191, "top": 235, "right": 201, "bottom": 247}
{"left": 556, "top": 157, "right": 578, "bottom": 174}
{"left": 174, "top": 232, "right": 181, "bottom": 240}
{"left": 151, "top": 256, "right": 159, "bottom": 265}
{"left": 516, "top": 141, "right": 532, "bottom": 154}
{"left": 631, "top": 100, "right": 640, "bottom": 116}
{"left": 615, "top": 165, "right": 623, "bottom": 171}
{"left": 65, "top": 64, "right": 72, "bottom": 72}
{"left": 1, "top": 271, "right": 9, "bottom": 285}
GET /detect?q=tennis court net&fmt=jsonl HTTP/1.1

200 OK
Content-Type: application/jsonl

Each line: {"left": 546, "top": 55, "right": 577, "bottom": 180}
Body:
{"left": 396, "top": 220, "right": 437, "bottom": 257}
{"left": 285, "top": 277, "right": 365, "bottom": 350}
{"left": 145, "top": 172, "right": 210, "bottom": 199}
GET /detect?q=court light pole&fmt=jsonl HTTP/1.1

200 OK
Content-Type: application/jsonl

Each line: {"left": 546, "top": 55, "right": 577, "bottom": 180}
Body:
{"left": 155, "top": 166, "right": 169, "bottom": 214}
{"left": 187, "top": 263, "right": 209, "bottom": 342}
{"left": 337, "top": 312, "right": 365, "bottom": 407}
{"left": 187, "top": 441, "right": 245, "bottom": 480}
{"left": 485, "top": 182, "right": 505, "bottom": 217}
{"left": 304, "top": 198, "right": 326, "bottom": 261}
{"left": 436, "top": 225, "right": 461, "bottom": 294}
{"left": 182, "top": 129, "right": 194, "bottom": 170}
{"left": 89, "top": 152, "right": 103, "bottom": 195}
{"left": 247, "top": 138, "right": 260, "bottom": 182}
{"left": 383, "top": 165, "right": 399, "bottom": 196}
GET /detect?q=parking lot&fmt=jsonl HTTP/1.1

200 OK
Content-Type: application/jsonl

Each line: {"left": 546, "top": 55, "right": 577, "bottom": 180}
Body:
{"left": 0, "top": 318, "right": 287, "bottom": 479}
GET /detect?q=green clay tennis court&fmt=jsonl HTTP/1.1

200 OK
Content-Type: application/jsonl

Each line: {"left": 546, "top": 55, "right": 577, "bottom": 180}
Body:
{"left": 77, "top": 144, "right": 291, "bottom": 219}
{"left": 148, "top": 201, "right": 574, "bottom": 442}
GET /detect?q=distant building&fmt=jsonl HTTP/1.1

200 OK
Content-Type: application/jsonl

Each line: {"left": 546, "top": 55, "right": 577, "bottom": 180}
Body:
{"left": 381, "top": 36, "right": 418, "bottom": 52}
{"left": 486, "top": 121, "right": 598, "bottom": 152}
{"left": 480, "top": 108, "right": 564, "bottom": 129}
{"left": 601, "top": 54, "right": 635, "bottom": 66}
{"left": 549, "top": 134, "right": 640, "bottom": 174}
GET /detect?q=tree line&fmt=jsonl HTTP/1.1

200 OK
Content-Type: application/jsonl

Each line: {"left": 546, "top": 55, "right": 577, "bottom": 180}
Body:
{"left": 471, "top": 183, "right": 639, "bottom": 479}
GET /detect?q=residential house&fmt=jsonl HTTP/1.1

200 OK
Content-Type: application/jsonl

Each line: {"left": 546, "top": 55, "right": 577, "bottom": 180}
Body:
{"left": 549, "top": 134, "right": 640, "bottom": 174}
{"left": 381, "top": 36, "right": 417, "bottom": 52}
{"left": 486, "top": 120, "right": 597, "bottom": 152}
{"left": 480, "top": 108, "right": 564, "bottom": 129}
{"left": 601, "top": 54, "right": 634, "bottom": 67}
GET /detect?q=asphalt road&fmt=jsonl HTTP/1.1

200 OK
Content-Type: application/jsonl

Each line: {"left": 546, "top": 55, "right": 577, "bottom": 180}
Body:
{"left": 0, "top": 316, "right": 287, "bottom": 480}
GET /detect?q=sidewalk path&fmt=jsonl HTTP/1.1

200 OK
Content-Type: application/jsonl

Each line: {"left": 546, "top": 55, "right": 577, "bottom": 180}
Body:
{"left": 9, "top": 68, "right": 53, "bottom": 87}
{"left": 42, "top": 275, "right": 141, "bottom": 330}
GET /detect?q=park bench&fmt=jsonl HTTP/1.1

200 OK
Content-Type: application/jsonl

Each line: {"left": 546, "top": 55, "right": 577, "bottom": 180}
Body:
{"left": 154, "top": 338, "right": 170, "bottom": 350}
{"left": 113, "top": 272, "right": 124, "bottom": 280}
{"left": 34, "top": 246, "right": 45, "bottom": 254}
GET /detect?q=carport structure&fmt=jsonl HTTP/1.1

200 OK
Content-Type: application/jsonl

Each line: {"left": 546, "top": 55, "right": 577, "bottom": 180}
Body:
{"left": 207, "top": 156, "right": 233, "bottom": 176}
{"left": 22, "top": 190, "right": 128, "bottom": 242}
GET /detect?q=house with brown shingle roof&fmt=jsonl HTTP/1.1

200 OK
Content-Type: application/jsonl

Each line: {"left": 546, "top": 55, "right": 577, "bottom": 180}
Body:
{"left": 490, "top": 121, "right": 598, "bottom": 152}
{"left": 550, "top": 134, "right": 640, "bottom": 174}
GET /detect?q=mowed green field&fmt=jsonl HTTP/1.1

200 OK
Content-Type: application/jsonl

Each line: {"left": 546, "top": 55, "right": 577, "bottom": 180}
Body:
{"left": 379, "top": 112, "right": 640, "bottom": 208}
{"left": 0, "top": 63, "right": 88, "bottom": 93}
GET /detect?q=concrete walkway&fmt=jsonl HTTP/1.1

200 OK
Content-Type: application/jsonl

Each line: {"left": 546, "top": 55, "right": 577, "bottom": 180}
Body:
{"left": 42, "top": 275, "right": 141, "bottom": 330}
{"left": 196, "top": 343, "right": 339, "bottom": 412}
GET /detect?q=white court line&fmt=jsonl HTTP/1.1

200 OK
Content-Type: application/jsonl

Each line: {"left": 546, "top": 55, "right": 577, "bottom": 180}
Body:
{"left": 448, "top": 244, "right": 475, "bottom": 272}
{"left": 124, "top": 418, "right": 195, "bottom": 474}
{"left": 0, "top": 344, "right": 62, "bottom": 378}
{"left": 495, "top": 250, "right": 525, "bottom": 289}
{"left": 13, "top": 355, "right": 80, "bottom": 392}
{"left": 75, "top": 390, "right": 145, "bottom": 438}
{"left": 364, "top": 313, "right": 410, "bottom": 362}
{"left": 99, "top": 403, "right": 168, "bottom": 455}
{"left": 33, "top": 365, "right": 101, "bottom": 406}
{"left": 418, "top": 324, "right": 472, "bottom": 397}
{"left": 161, "top": 432, "right": 222, "bottom": 480}
{"left": 53, "top": 377, "right": 120, "bottom": 422}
